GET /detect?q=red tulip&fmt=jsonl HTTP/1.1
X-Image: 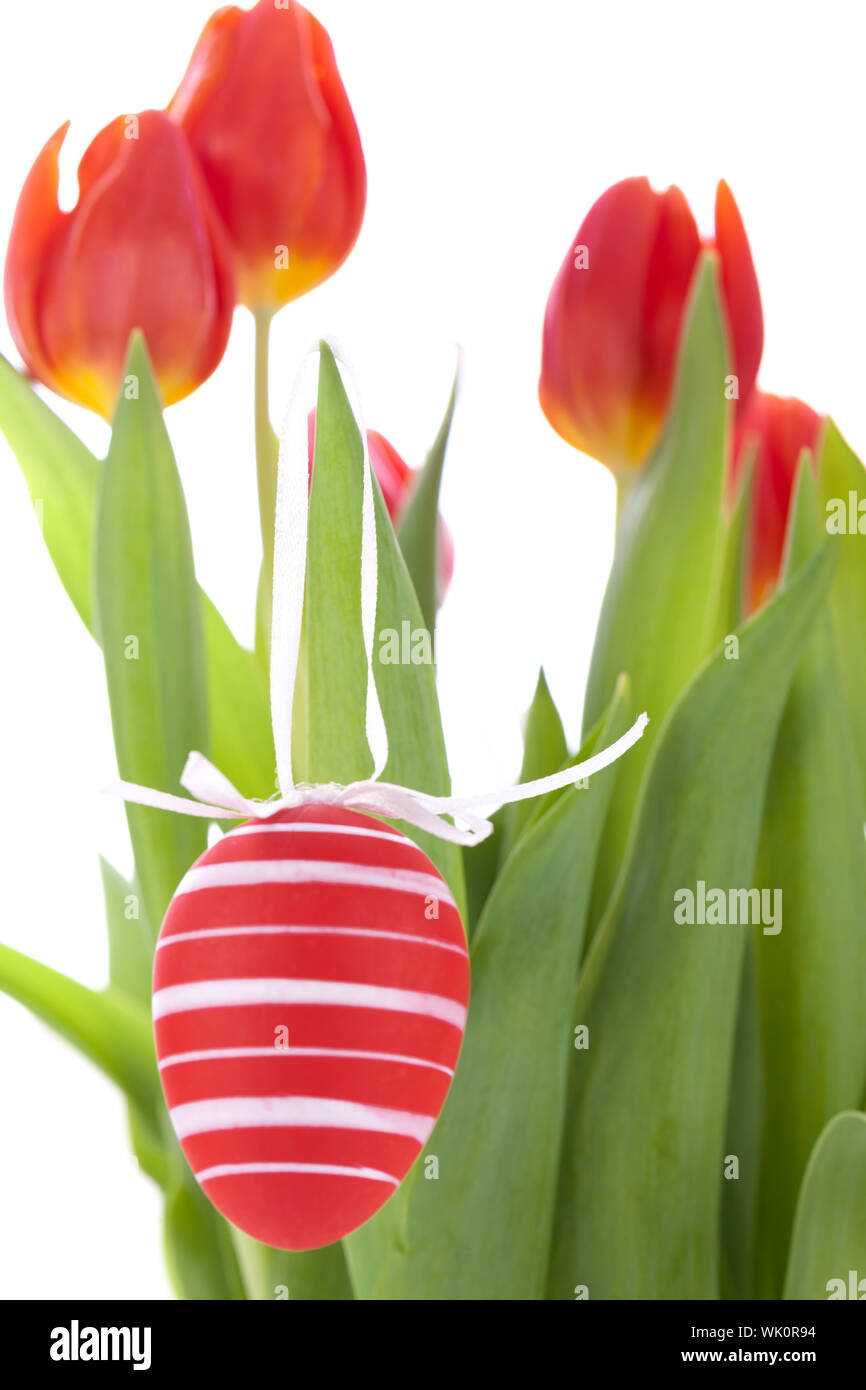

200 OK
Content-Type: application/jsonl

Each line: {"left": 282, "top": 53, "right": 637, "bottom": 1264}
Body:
{"left": 170, "top": 0, "right": 366, "bottom": 313}
{"left": 732, "top": 390, "right": 824, "bottom": 614}
{"left": 308, "top": 411, "right": 454, "bottom": 606}
{"left": 4, "top": 111, "right": 235, "bottom": 418}
{"left": 539, "top": 177, "right": 763, "bottom": 473}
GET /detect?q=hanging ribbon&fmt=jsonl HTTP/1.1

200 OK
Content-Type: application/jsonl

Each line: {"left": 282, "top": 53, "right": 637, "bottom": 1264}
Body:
{"left": 108, "top": 343, "right": 648, "bottom": 847}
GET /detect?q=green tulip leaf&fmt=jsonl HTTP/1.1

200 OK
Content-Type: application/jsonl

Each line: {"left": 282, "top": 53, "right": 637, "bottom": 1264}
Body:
{"left": 297, "top": 343, "right": 464, "bottom": 1296}
{"left": 99, "top": 856, "right": 153, "bottom": 1006}
{"left": 717, "top": 455, "right": 768, "bottom": 1299}
{"left": 231, "top": 1233, "right": 354, "bottom": 1302}
{"left": 98, "top": 857, "right": 170, "bottom": 1188}
{"left": 202, "top": 595, "right": 273, "bottom": 799}
{"left": 363, "top": 680, "right": 631, "bottom": 1300}
{"left": 499, "top": 667, "right": 569, "bottom": 863}
{"left": 548, "top": 542, "right": 835, "bottom": 1299}
{"left": 582, "top": 255, "right": 730, "bottom": 923}
{"left": 300, "top": 343, "right": 464, "bottom": 906}
{"left": 720, "top": 940, "right": 763, "bottom": 1300}
{"left": 783, "top": 1112, "right": 866, "bottom": 1300}
{"left": 0, "top": 352, "right": 273, "bottom": 806}
{"left": 0, "top": 940, "right": 158, "bottom": 1123}
{"left": 0, "top": 353, "right": 99, "bottom": 628}
{"left": 751, "top": 458, "right": 866, "bottom": 1297}
{"left": 462, "top": 670, "right": 567, "bottom": 942}
{"left": 712, "top": 448, "right": 754, "bottom": 643}
{"left": 816, "top": 420, "right": 866, "bottom": 809}
{"left": 460, "top": 812, "right": 503, "bottom": 940}
{"left": 163, "top": 1177, "right": 246, "bottom": 1301}
{"left": 300, "top": 347, "right": 373, "bottom": 785}
{"left": 94, "top": 335, "right": 210, "bottom": 929}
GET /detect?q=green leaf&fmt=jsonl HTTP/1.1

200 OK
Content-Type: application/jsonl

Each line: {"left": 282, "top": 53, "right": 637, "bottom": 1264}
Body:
{"left": 298, "top": 344, "right": 464, "bottom": 1296}
{"left": 99, "top": 857, "right": 168, "bottom": 1187}
{"left": 816, "top": 420, "right": 866, "bottom": 809}
{"left": 202, "top": 595, "right": 273, "bottom": 799}
{"left": 365, "top": 681, "right": 631, "bottom": 1299}
{"left": 99, "top": 856, "right": 153, "bottom": 1006}
{"left": 396, "top": 368, "right": 457, "bottom": 634}
{"left": 548, "top": 543, "right": 835, "bottom": 1299}
{"left": 0, "top": 353, "right": 99, "bottom": 628}
{"left": 94, "top": 336, "right": 209, "bottom": 930}
{"left": 0, "top": 354, "right": 273, "bottom": 806}
{"left": 712, "top": 449, "right": 753, "bottom": 643}
{"left": 372, "top": 469, "right": 466, "bottom": 905}
{"left": 301, "top": 344, "right": 464, "bottom": 907}
{"left": 783, "top": 1112, "right": 866, "bottom": 1300}
{"left": 460, "top": 812, "right": 504, "bottom": 940}
{"left": 461, "top": 672, "right": 567, "bottom": 942}
{"left": 500, "top": 668, "right": 568, "bottom": 863}
{"left": 231, "top": 1234, "right": 354, "bottom": 1301}
{"left": 301, "top": 347, "right": 371, "bottom": 783}
{"left": 751, "top": 459, "right": 866, "bottom": 1298}
{"left": 163, "top": 1177, "right": 247, "bottom": 1301}
{"left": 721, "top": 940, "right": 763, "bottom": 1299}
{"left": 0, "top": 941, "right": 158, "bottom": 1122}
{"left": 583, "top": 256, "right": 730, "bottom": 924}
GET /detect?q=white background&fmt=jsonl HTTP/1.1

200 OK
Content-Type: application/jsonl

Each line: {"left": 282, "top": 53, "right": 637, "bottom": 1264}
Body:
{"left": 0, "top": 0, "right": 863, "bottom": 1299}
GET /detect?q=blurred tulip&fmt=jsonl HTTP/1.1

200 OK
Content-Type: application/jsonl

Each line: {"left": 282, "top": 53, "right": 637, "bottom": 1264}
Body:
{"left": 4, "top": 111, "right": 235, "bottom": 418}
{"left": 539, "top": 177, "right": 763, "bottom": 473}
{"left": 732, "top": 389, "right": 824, "bottom": 614}
{"left": 308, "top": 411, "right": 454, "bottom": 605}
{"left": 170, "top": 0, "right": 366, "bottom": 313}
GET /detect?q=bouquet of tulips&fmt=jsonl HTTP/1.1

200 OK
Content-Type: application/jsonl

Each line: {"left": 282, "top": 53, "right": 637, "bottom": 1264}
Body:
{"left": 2, "top": 0, "right": 865, "bottom": 1303}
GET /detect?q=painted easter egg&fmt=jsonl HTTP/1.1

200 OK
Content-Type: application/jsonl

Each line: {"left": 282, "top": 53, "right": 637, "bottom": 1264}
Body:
{"left": 152, "top": 804, "right": 469, "bottom": 1249}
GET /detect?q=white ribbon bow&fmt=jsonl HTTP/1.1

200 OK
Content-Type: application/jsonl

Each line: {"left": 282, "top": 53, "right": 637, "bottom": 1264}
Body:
{"left": 109, "top": 343, "right": 648, "bottom": 847}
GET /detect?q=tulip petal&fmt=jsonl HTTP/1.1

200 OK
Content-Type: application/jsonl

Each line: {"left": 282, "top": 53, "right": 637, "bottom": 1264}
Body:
{"left": 5, "top": 111, "right": 235, "bottom": 416}
{"left": 733, "top": 390, "right": 824, "bottom": 613}
{"left": 540, "top": 176, "right": 765, "bottom": 475}
{"left": 39, "top": 111, "right": 234, "bottom": 416}
{"left": 539, "top": 177, "right": 701, "bottom": 470}
{"left": 714, "top": 180, "right": 764, "bottom": 411}
{"left": 3, "top": 121, "right": 71, "bottom": 395}
{"left": 395, "top": 370, "right": 458, "bottom": 625}
{"left": 170, "top": 1, "right": 366, "bottom": 310}
{"left": 639, "top": 184, "right": 705, "bottom": 447}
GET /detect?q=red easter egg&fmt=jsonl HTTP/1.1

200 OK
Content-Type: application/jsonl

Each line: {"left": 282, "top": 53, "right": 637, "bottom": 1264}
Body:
{"left": 153, "top": 804, "right": 469, "bottom": 1250}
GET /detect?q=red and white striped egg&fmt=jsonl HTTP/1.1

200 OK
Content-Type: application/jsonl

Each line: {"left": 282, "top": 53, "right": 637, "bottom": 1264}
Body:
{"left": 153, "top": 805, "right": 469, "bottom": 1250}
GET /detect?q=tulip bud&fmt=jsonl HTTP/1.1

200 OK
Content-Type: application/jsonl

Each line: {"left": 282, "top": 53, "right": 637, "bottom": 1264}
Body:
{"left": 539, "top": 177, "right": 763, "bottom": 473}
{"left": 732, "top": 390, "right": 824, "bottom": 614}
{"left": 170, "top": 0, "right": 366, "bottom": 313}
{"left": 308, "top": 412, "right": 454, "bottom": 606}
{"left": 4, "top": 112, "right": 235, "bottom": 418}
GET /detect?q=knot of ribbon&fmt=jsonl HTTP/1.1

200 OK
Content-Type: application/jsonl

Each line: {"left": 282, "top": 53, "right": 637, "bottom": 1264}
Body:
{"left": 108, "top": 343, "right": 648, "bottom": 848}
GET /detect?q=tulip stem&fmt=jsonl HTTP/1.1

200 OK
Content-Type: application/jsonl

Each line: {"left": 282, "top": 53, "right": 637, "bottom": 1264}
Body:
{"left": 254, "top": 309, "right": 278, "bottom": 660}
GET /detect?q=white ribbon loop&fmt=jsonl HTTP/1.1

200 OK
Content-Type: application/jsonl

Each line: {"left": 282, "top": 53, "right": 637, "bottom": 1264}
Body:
{"left": 106, "top": 342, "right": 649, "bottom": 849}
{"left": 107, "top": 712, "right": 648, "bottom": 848}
